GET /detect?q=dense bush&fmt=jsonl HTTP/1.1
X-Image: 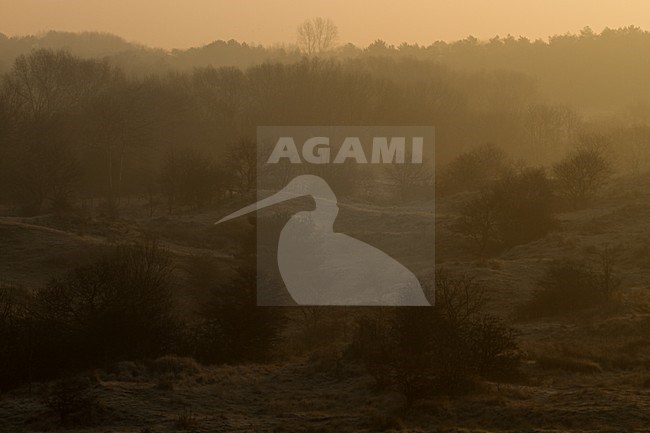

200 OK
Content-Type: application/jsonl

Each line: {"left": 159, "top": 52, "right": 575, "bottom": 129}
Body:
{"left": 184, "top": 265, "right": 285, "bottom": 364}
{"left": 492, "top": 167, "right": 557, "bottom": 246}
{"left": 452, "top": 190, "right": 501, "bottom": 256}
{"left": 453, "top": 167, "right": 557, "bottom": 255}
{"left": 45, "top": 376, "right": 102, "bottom": 426}
{"left": 439, "top": 143, "right": 509, "bottom": 195}
{"left": 0, "top": 240, "right": 179, "bottom": 389}
{"left": 553, "top": 134, "right": 613, "bottom": 207}
{"left": 348, "top": 270, "right": 520, "bottom": 405}
{"left": 519, "top": 247, "right": 621, "bottom": 318}
{"left": 0, "top": 283, "right": 30, "bottom": 389}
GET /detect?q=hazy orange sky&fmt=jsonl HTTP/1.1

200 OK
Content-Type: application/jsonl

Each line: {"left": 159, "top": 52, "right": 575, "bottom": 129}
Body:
{"left": 1, "top": 0, "right": 649, "bottom": 49}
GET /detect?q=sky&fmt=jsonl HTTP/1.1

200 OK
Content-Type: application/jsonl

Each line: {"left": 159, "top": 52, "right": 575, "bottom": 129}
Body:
{"left": 1, "top": 0, "right": 650, "bottom": 49}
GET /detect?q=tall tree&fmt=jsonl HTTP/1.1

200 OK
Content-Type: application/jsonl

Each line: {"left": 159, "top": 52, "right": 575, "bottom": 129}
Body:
{"left": 297, "top": 18, "right": 339, "bottom": 55}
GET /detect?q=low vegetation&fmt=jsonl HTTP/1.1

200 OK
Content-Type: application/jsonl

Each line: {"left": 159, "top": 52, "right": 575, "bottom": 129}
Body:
{"left": 553, "top": 134, "right": 613, "bottom": 207}
{"left": 348, "top": 271, "right": 521, "bottom": 405}
{"left": 518, "top": 246, "right": 621, "bottom": 319}
{"left": 453, "top": 166, "right": 557, "bottom": 256}
{"left": 0, "top": 25, "right": 648, "bottom": 433}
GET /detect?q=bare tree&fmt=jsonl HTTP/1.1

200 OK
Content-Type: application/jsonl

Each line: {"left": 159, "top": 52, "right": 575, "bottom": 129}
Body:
{"left": 297, "top": 18, "right": 339, "bottom": 55}
{"left": 440, "top": 143, "right": 509, "bottom": 194}
{"left": 524, "top": 104, "right": 580, "bottom": 163}
{"left": 3, "top": 49, "right": 112, "bottom": 120}
{"left": 83, "top": 80, "right": 156, "bottom": 211}
{"left": 592, "top": 244, "right": 621, "bottom": 301}
{"left": 385, "top": 162, "right": 433, "bottom": 202}
{"left": 452, "top": 191, "right": 500, "bottom": 257}
{"left": 224, "top": 138, "right": 257, "bottom": 195}
{"left": 1, "top": 50, "right": 113, "bottom": 213}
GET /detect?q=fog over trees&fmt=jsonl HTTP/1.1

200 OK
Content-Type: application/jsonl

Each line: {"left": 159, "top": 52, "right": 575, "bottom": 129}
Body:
{"left": 1, "top": 26, "right": 647, "bottom": 214}
{"left": 3, "top": 26, "right": 650, "bottom": 112}
{"left": 0, "top": 23, "right": 648, "bottom": 426}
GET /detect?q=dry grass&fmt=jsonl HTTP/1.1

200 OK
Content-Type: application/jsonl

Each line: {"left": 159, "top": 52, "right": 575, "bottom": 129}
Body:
{"left": 536, "top": 355, "right": 603, "bottom": 374}
{"left": 1, "top": 176, "right": 650, "bottom": 431}
{"left": 0, "top": 351, "right": 648, "bottom": 433}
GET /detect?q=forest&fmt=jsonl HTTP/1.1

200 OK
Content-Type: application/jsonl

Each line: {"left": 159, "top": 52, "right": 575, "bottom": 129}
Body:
{"left": 1, "top": 27, "right": 649, "bottom": 214}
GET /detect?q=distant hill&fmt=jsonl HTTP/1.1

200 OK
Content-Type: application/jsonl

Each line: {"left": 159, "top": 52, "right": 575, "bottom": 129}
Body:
{"left": 2, "top": 27, "right": 650, "bottom": 112}
{"left": 0, "top": 31, "right": 300, "bottom": 76}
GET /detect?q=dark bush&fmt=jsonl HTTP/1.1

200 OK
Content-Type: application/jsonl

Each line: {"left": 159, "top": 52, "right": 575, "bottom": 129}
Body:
{"left": 519, "top": 252, "right": 621, "bottom": 319}
{"left": 348, "top": 270, "right": 521, "bottom": 405}
{"left": 553, "top": 134, "right": 613, "bottom": 207}
{"left": 0, "top": 284, "right": 31, "bottom": 390}
{"left": 439, "top": 143, "right": 509, "bottom": 195}
{"left": 452, "top": 190, "right": 500, "bottom": 257}
{"left": 454, "top": 167, "right": 557, "bottom": 255}
{"left": 465, "top": 315, "right": 520, "bottom": 377}
{"left": 491, "top": 167, "right": 557, "bottom": 247}
{"left": 31, "top": 240, "right": 178, "bottom": 365}
{"left": 0, "top": 240, "right": 180, "bottom": 389}
{"left": 184, "top": 266, "right": 285, "bottom": 364}
{"left": 45, "top": 376, "right": 101, "bottom": 426}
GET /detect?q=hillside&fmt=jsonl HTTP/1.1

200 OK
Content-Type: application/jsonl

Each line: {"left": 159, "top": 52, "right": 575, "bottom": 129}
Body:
{"left": 0, "top": 174, "right": 649, "bottom": 432}
{"left": 3, "top": 28, "right": 650, "bottom": 112}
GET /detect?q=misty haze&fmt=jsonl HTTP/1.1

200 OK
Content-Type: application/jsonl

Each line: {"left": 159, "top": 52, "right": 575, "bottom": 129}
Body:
{"left": 0, "top": 3, "right": 649, "bottom": 432}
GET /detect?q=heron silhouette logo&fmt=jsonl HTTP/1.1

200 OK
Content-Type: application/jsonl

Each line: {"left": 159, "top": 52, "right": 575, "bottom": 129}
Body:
{"left": 216, "top": 126, "right": 435, "bottom": 306}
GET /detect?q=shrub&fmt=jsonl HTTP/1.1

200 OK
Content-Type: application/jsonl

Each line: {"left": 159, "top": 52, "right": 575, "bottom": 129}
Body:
{"left": 16, "top": 240, "right": 180, "bottom": 385}
{"left": 385, "top": 161, "right": 434, "bottom": 202}
{"left": 45, "top": 376, "right": 101, "bottom": 425}
{"left": 348, "top": 270, "right": 520, "bottom": 405}
{"left": 452, "top": 191, "right": 500, "bottom": 257}
{"left": 553, "top": 134, "right": 613, "bottom": 207}
{"left": 465, "top": 315, "right": 521, "bottom": 377}
{"left": 491, "top": 167, "right": 556, "bottom": 247}
{"left": 454, "top": 167, "right": 557, "bottom": 255}
{"left": 440, "top": 143, "right": 509, "bottom": 195}
{"left": 519, "top": 250, "right": 621, "bottom": 319}
{"left": 291, "top": 307, "right": 349, "bottom": 355}
{"left": 147, "top": 355, "right": 201, "bottom": 378}
{"left": 185, "top": 266, "right": 285, "bottom": 364}
{"left": 0, "top": 284, "right": 31, "bottom": 390}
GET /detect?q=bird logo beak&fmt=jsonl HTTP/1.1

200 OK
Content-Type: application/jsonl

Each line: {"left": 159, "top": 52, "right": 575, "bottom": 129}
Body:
{"left": 215, "top": 175, "right": 335, "bottom": 224}
{"left": 215, "top": 189, "right": 301, "bottom": 224}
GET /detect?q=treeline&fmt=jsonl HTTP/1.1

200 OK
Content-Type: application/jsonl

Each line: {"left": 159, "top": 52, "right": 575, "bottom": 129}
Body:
{"left": 1, "top": 45, "right": 648, "bottom": 215}
{"left": 4, "top": 27, "right": 650, "bottom": 112}
{"left": 0, "top": 47, "right": 598, "bottom": 215}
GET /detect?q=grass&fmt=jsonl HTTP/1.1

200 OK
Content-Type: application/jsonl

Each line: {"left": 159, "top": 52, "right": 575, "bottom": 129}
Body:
{"left": 536, "top": 355, "right": 603, "bottom": 374}
{"left": 1, "top": 175, "right": 650, "bottom": 432}
{"left": 174, "top": 409, "right": 199, "bottom": 431}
